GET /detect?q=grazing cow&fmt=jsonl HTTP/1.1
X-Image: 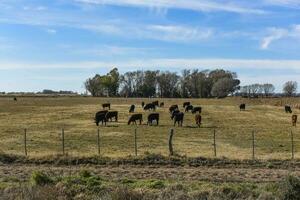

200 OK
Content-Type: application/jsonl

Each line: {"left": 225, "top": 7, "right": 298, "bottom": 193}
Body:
{"left": 192, "top": 107, "right": 202, "bottom": 114}
{"left": 292, "top": 115, "right": 297, "bottom": 126}
{"left": 141, "top": 102, "right": 145, "bottom": 108}
{"left": 159, "top": 102, "right": 164, "bottom": 107}
{"left": 195, "top": 114, "right": 202, "bottom": 127}
{"left": 13, "top": 97, "right": 17, "bottom": 101}
{"left": 129, "top": 105, "right": 135, "bottom": 113}
{"left": 169, "top": 105, "right": 179, "bottom": 113}
{"left": 240, "top": 104, "right": 246, "bottom": 111}
{"left": 172, "top": 112, "right": 184, "bottom": 127}
{"left": 144, "top": 103, "right": 156, "bottom": 111}
{"left": 128, "top": 114, "right": 143, "bottom": 125}
{"left": 147, "top": 113, "right": 159, "bottom": 126}
{"left": 183, "top": 102, "right": 191, "bottom": 108}
{"left": 102, "top": 103, "right": 111, "bottom": 110}
{"left": 152, "top": 101, "right": 159, "bottom": 107}
{"left": 95, "top": 110, "right": 108, "bottom": 126}
{"left": 105, "top": 111, "right": 118, "bottom": 124}
{"left": 185, "top": 105, "right": 193, "bottom": 112}
{"left": 285, "top": 105, "right": 292, "bottom": 113}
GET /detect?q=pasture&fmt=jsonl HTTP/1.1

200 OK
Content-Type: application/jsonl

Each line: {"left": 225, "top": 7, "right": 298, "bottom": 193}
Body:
{"left": 0, "top": 96, "right": 299, "bottom": 159}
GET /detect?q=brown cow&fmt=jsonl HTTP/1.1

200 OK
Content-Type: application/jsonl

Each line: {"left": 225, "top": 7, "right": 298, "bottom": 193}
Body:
{"left": 128, "top": 114, "right": 143, "bottom": 125}
{"left": 292, "top": 115, "right": 297, "bottom": 127}
{"left": 195, "top": 114, "right": 202, "bottom": 127}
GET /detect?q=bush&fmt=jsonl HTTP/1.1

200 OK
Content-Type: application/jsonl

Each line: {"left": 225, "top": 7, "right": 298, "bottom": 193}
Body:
{"left": 280, "top": 175, "right": 300, "bottom": 200}
{"left": 30, "top": 171, "right": 53, "bottom": 186}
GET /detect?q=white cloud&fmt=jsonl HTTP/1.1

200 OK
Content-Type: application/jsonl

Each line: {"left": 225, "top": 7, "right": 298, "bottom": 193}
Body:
{"left": 261, "top": 25, "right": 300, "bottom": 49}
{"left": 46, "top": 29, "right": 57, "bottom": 34}
{"left": 263, "top": 0, "right": 300, "bottom": 8}
{"left": 1, "top": 58, "right": 300, "bottom": 70}
{"left": 75, "top": 0, "right": 266, "bottom": 14}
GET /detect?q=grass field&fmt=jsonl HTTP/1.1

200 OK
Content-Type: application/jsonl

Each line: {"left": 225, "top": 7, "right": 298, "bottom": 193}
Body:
{"left": 0, "top": 96, "right": 299, "bottom": 160}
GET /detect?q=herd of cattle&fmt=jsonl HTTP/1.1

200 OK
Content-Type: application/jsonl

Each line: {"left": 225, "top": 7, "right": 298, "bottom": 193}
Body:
{"left": 94, "top": 101, "right": 298, "bottom": 127}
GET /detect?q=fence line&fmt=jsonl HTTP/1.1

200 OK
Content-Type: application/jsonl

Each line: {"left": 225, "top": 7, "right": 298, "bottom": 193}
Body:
{"left": 11, "top": 127, "right": 299, "bottom": 159}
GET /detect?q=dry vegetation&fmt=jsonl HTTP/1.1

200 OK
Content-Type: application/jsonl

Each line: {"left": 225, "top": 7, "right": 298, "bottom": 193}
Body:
{"left": 0, "top": 96, "right": 300, "bottom": 159}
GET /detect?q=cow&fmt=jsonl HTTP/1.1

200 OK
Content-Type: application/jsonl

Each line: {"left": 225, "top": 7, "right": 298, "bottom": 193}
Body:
{"left": 152, "top": 101, "right": 159, "bottom": 107}
{"left": 159, "top": 102, "right": 164, "bottom": 107}
{"left": 102, "top": 103, "right": 111, "bottom": 110}
{"left": 183, "top": 102, "right": 191, "bottom": 108}
{"left": 292, "top": 115, "right": 297, "bottom": 126}
{"left": 172, "top": 112, "right": 184, "bottom": 127}
{"left": 240, "top": 104, "right": 246, "bottom": 111}
{"left": 105, "top": 111, "right": 118, "bottom": 124}
{"left": 169, "top": 105, "right": 179, "bottom": 113}
{"left": 128, "top": 114, "right": 143, "bottom": 125}
{"left": 144, "top": 103, "right": 156, "bottom": 111}
{"left": 13, "top": 97, "right": 17, "bottom": 101}
{"left": 129, "top": 105, "right": 135, "bottom": 113}
{"left": 147, "top": 113, "right": 159, "bottom": 126}
{"left": 141, "top": 102, "right": 145, "bottom": 108}
{"left": 285, "top": 105, "right": 292, "bottom": 113}
{"left": 185, "top": 105, "right": 193, "bottom": 112}
{"left": 195, "top": 114, "right": 202, "bottom": 127}
{"left": 95, "top": 110, "right": 108, "bottom": 126}
{"left": 192, "top": 107, "right": 202, "bottom": 114}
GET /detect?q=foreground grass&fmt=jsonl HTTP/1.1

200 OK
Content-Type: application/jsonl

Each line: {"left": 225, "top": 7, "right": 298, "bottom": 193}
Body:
{"left": 1, "top": 169, "right": 300, "bottom": 200}
{"left": 0, "top": 96, "right": 299, "bottom": 160}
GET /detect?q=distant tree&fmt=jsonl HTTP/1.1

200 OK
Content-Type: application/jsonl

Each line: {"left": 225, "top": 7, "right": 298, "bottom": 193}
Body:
{"left": 84, "top": 75, "right": 103, "bottom": 97}
{"left": 283, "top": 81, "right": 298, "bottom": 97}
{"left": 157, "top": 71, "right": 180, "bottom": 98}
{"left": 211, "top": 77, "right": 240, "bottom": 98}
{"left": 262, "top": 83, "right": 275, "bottom": 97}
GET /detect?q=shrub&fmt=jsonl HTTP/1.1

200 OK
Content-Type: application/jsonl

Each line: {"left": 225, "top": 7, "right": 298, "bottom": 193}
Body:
{"left": 280, "top": 175, "right": 300, "bottom": 200}
{"left": 30, "top": 171, "right": 53, "bottom": 186}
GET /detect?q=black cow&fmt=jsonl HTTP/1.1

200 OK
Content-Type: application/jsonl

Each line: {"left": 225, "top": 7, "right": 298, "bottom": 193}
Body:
{"left": 285, "top": 105, "right": 292, "bottom": 113}
{"left": 183, "top": 102, "right": 191, "bottom": 108}
{"left": 192, "top": 107, "right": 202, "bottom": 114}
{"left": 105, "top": 111, "right": 118, "bottom": 124}
{"left": 147, "top": 113, "right": 159, "bottom": 126}
{"left": 13, "top": 97, "right": 17, "bottom": 101}
{"left": 102, "top": 103, "right": 111, "bottom": 110}
{"left": 185, "top": 105, "right": 193, "bottom": 112}
{"left": 169, "top": 105, "right": 179, "bottom": 113}
{"left": 128, "top": 114, "right": 143, "bottom": 125}
{"left": 172, "top": 112, "right": 184, "bottom": 127}
{"left": 129, "top": 105, "right": 135, "bottom": 113}
{"left": 141, "top": 102, "right": 145, "bottom": 108}
{"left": 159, "top": 102, "right": 164, "bottom": 107}
{"left": 144, "top": 103, "right": 156, "bottom": 111}
{"left": 95, "top": 110, "right": 108, "bottom": 126}
{"left": 240, "top": 104, "right": 246, "bottom": 111}
{"left": 152, "top": 101, "right": 159, "bottom": 107}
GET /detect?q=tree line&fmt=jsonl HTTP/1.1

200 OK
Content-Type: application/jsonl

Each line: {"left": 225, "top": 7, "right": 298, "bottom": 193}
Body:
{"left": 84, "top": 68, "right": 240, "bottom": 98}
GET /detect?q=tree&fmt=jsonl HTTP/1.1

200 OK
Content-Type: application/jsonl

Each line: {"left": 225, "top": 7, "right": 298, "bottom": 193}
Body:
{"left": 157, "top": 71, "right": 180, "bottom": 98}
{"left": 84, "top": 75, "right": 103, "bottom": 97}
{"left": 262, "top": 83, "right": 275, "bottom": 97}
{"left": 211, "top": 78, "right": 240, "bottom": 98}
{"left": 283, "top": 81, "right": 298, "bottom": 97}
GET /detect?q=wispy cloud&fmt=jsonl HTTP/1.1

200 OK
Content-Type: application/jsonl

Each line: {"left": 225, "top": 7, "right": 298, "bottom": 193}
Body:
{"left": 261, "top": 25, "right": 300, "bottom": 49}
{"left": 75, "top": 0, "right": 266, "bottom": 14}
{"left": 263, "top": 0, "right": 300, "bottom": 8}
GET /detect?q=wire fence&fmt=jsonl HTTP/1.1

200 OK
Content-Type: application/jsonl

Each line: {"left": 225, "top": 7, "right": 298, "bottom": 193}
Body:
{"left": 1, "top": 127, "right": 297, "bottom": 160}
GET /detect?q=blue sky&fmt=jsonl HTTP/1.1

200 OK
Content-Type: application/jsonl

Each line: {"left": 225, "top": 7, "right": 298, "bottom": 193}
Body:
{"left": 0, "top": 0, "right": 299, "bottom": 93}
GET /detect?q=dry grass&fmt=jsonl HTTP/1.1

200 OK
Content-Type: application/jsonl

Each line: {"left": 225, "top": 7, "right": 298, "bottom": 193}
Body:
{"left": 0, "top": 96, "right": 299, "bottom": 159}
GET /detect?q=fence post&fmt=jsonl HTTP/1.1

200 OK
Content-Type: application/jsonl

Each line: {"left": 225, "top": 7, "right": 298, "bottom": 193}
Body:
{"left": 169, "top": 129, "right": 174, "bottom": 156}
{"left": 134, "top": 128, "right": 137, "bottom": 156}
{"left": 62, "top": 128, "right": 65, "bottom": 155}
{"left": 291, "top": 130, "right": 294, "bottom": 160}
{"left": 252, "top": 131, "right": 255, "bottom": 160}
{"left": 24, "top": 129, "right": 27, "bottom": 156}
{"left": 213, "top": 129, "right": 216, "bottom": 157}
{"left": 97, "top": 128, "right": 100, "bottom": 155}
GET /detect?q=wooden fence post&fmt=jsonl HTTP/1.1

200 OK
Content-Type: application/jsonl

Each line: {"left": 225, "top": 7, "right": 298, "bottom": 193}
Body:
{"left": 291, "top": 130, "right": 294, "bottom": 160}
{"left": 24, "top": 129, "right": 27, "bottom": 156}
{"left": 252, "top": 131, "right": 255, "bottom": 160}
{"left": 97, "top": 128, "right": 100, "bottom": 155}
{"left": 213, "top": 129, "right": 216, "bottom": 157}
{"left": 134, "top": 128, "right": 137, "bottom": 156}
{"left": 169, "top": 129, "right": 174, "bottom": 156}
{"left": 62, "top": 128, "right": 65, "bottom": 155}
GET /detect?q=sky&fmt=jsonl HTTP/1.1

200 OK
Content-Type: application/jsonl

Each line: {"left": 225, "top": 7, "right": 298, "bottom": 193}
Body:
{"left": 0, "top": 0, "right": 300, "bottom": 93}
